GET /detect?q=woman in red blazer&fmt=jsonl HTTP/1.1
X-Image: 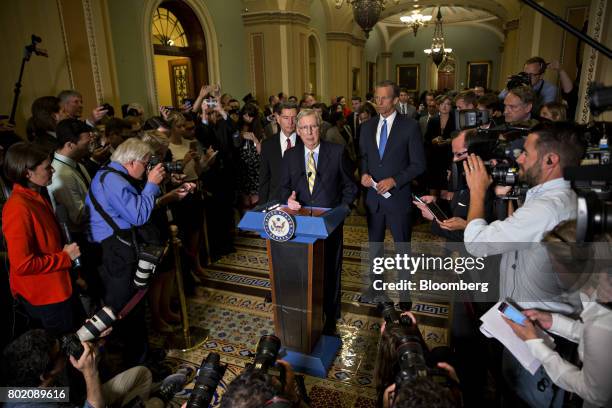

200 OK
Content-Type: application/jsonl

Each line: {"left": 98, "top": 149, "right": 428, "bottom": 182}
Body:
{"left": 3, "top": 142, "right": 81, "bottom": 335}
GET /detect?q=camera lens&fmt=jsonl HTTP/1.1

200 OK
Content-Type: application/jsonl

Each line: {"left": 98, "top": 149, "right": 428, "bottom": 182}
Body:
{"left": 576, "top": 192, "right": 612, "bottom": 242}
{"left": 253, "top": 334, "right": 281, "bottom": 373}
{"left": 76, "top": 306, "right": 116, "bottom": 341}
{"left": 187, "top": 353, "right": 226, "bottom": 408}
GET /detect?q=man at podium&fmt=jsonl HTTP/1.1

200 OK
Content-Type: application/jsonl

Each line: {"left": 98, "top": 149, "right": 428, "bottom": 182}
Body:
{"left": 279, "top": 108, "right": 358, "bottom": 334}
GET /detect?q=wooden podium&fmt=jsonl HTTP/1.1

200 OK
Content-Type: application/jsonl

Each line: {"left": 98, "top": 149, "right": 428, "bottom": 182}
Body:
{"left": 238, "top": 204, "right": 349, "bottom": 378}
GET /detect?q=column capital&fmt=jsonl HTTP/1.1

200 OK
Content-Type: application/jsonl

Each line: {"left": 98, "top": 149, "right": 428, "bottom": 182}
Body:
{"left": 242, "top": 10, "right": 310, "bottom": 27}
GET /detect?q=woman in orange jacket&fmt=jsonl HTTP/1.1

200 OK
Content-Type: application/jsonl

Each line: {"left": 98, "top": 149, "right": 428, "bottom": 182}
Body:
{"left": 2, "top": 142, "right": 81, "bottom": 335}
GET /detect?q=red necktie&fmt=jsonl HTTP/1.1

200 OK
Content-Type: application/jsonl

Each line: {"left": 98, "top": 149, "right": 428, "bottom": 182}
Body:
{"left": 286, "top": 138, "right": 292, "bottom": 149}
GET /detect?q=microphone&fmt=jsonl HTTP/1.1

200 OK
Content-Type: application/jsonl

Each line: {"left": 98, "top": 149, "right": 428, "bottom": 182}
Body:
{"left": 55, "top": 205, "right": 82, "bottom": 269}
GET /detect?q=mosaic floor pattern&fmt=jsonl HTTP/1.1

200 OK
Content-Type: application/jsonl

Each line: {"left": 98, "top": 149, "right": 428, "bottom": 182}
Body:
{"left": 154, "top": 216, "right": 449, "bottom": 407}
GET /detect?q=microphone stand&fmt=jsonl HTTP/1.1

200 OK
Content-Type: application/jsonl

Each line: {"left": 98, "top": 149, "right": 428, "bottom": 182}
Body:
{"left": 9, "top": 35, "right": 48, "bottom": 125}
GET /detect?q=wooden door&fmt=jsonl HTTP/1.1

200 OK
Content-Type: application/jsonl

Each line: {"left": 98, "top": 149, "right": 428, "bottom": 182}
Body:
{"left": 168, "top": 58, "right": 194, "bottom": 108}
{"left": 437, "top": 72, "right": 455, "bottom": 91}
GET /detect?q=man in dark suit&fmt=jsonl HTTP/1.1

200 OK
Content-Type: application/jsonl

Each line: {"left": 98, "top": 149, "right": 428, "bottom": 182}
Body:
{"left": 280, "top": 109, "right": 358, "bottom": 334}
{"left": 259, "top": 102, "right": 300, "bottom": 204}
{"left": 359, "top": 80, "right": 426, "bottom": 306}
{"left": 396, "top": 88, "right": 417, "bottom": 118}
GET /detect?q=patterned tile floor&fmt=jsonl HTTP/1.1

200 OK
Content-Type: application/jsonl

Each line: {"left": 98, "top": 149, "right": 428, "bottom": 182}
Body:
{"left": 152, "top": 216, "right": 449, "bottom": 407}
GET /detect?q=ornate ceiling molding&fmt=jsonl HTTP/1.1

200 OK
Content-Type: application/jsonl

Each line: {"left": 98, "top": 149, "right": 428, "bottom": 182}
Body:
{"left": 242, "top": 10, "right": 311, "bottom": 26}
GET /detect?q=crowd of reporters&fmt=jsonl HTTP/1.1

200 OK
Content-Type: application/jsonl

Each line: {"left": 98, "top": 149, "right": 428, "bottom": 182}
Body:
{"left": 0, "top": 51, "right": 610, "bottom": 408}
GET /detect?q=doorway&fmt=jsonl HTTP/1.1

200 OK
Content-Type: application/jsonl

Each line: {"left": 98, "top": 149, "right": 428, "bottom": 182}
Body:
{"left": 152, "top": 0, "right": 208, "bottom": 108}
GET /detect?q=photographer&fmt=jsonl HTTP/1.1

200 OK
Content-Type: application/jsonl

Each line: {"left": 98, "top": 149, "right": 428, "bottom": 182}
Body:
{"left": 2, "top": 329, "right": 186, "bottom": 408}
{"left": 504, "top": 224, "right": 612, "bottom": 408}
{"left": 85, "top": 138, "right": 166, "bottom": 366}
{"left": 463, "top": 121, "right": 586, "bottom": 406}
{"left": 2, "top": 329, "right": 104, "bottom": 408}
{"left": 499, "top": 56, "right": 558, "bottom": 111}
{"left": 220, "top": 361, "right": 302, "bottom": 408}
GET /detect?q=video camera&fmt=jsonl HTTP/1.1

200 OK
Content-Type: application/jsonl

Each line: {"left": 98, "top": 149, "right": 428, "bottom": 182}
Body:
{"left": 506, "top": 72, "right": 531, "bottom": 90}
{"left": 60, "top": 306, "right": 117, "bottom": 359}
{"left": 450, "top": 139, "right": 518, "bottom": 192}
{"left": 564, "top": 164, "right": 612, "bottom": 242}
{"left": 148, "top": 155, "right": 183, "bottom": 174}
{"left": 455, "top": 109, "right": 490, "bottom": 130}
{"left": 187, "top": 353, "right": 227, "bottom": 408}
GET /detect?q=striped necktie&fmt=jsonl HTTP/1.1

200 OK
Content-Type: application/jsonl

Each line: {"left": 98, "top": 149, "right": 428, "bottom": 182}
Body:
{"left": 307, "top": 151, "right": 316, "bottom": 193}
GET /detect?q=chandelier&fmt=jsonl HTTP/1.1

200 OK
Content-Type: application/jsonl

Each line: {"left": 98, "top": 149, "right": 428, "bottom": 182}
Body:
{"left": 423, "top": 7, "right": 452, "bottom": 67}
{"left": 335, "top": 0, "right": 400, "bottom": 38}
{"left": 400, "top": 11, "right": 432, "bottom": 37}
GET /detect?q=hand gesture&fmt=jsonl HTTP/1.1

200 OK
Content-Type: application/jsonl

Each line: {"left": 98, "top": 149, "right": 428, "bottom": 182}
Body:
{"left": 437, "top": 362, "right": 460, "bottom": 384}
{"left": 147, "top": 163, "right": 166, "bottom": 185}
{"left": 63, "top": 243, "right": 81, "bottom": 260}
{"left": 288, "top": 191, "right": 301, "bottom": 210}
{"left": 413, "top": 200, "right": 434, "bottom": 221}
{"left": 548, "top": 60, "right": 560, "bottom": 71}
{"left": 503, "top": 314, "right": 539, "bottom": 341}
{"left": 90, "top": 106, "right": 108, "bottom": 124}
{"left": 361, "top": 173, "right": 373, "bottom": 188}
{"left": 159, "top": 106, "right": 171, "bottom": 120}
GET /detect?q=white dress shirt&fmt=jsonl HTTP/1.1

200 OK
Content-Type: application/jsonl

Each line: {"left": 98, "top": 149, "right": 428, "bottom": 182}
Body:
{"left": 464, "top": 178, "right": 580, "bottom": 313}
{"left": 48, "top": 152, "right": 91, "bottom": 232}
{"left": 279, "top": 131, "right": 297, "bottom": 157}
{"left": 526, "top": 292, "right": 612, "bottom": 407}
{"left": 376, "top": 110, "right": 397, "bottom": 149}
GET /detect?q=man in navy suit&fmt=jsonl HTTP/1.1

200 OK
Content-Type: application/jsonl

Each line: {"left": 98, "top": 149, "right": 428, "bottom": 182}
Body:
{"left": 359, "top": 80, "right": 426, "bottom": 306}
{"left": 279, "top": 109, "right": 358, "bottom": 334}
{"left": 259, "top": 102, "right": 300, "bottom": 204}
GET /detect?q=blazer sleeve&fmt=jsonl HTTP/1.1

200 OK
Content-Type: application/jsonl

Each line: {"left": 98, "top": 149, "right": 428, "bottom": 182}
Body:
{"left": 393, "top": 120, "right": 427, "bottom": 188}
{"left": 359, "top": 121, "right": 371, "bottom": 175}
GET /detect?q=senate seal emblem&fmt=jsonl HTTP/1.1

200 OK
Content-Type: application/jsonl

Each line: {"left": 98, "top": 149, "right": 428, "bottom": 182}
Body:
{"left": 263, "top": 209, "right": 296, "bottom": 242}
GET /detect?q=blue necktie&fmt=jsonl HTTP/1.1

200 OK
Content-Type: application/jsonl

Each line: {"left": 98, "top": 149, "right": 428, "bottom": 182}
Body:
{"left": 379, "top": 119, "right": 388, "bottom": 158}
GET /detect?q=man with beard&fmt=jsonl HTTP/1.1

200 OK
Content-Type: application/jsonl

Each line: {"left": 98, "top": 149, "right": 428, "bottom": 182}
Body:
{"left": 462, "top": 121, "right": 586, "bottom": 407}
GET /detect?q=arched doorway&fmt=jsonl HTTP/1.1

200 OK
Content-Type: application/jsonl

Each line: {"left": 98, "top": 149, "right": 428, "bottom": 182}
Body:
{"left": 152, "top": 0, "right": 208, "bottom": 108}
{"left": 437, "top": 56, "right": 456, "bottom": 91}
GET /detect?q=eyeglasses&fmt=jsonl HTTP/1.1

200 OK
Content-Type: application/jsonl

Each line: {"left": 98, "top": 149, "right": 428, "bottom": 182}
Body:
{"left": 136, "top": 159, "right": 150, "bottom": 168}
{"left": 297, "top": 125, "right": 320, "bottom": 133}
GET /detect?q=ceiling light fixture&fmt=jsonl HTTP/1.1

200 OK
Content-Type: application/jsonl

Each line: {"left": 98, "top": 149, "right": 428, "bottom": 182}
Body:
{"left": 335, "top": 0, "right": 400, "bottom": 38}
{"left": 400, "top": 10, "right": 432, "bottom": 36}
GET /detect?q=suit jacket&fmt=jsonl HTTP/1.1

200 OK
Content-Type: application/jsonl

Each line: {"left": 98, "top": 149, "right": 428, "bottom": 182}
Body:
{"left": 259, "top": 132, "right": 302, "bottom": 204}
{"left": 359, "top": 114, "right": 426, "bottom": 213}
{"left": 279, "top": 141, "right": 357, "bottom": 208}
{"left": 346, "top": 112, "right": 360, "bottom": 144}
{"left": 396, "top": 103, "right": 417, "bottom": 119}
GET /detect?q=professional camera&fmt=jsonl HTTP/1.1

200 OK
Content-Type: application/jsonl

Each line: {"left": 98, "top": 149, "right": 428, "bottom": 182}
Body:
{"left": 252, "top": 334, "right": 282, "bottom": 373}
{"left": 455, "top": 109, "right": 490, "bottom": 130}
{"left": 135, "top": 243, "right": 166, "bottom": 288}
{"left": 506, "top": 72, "right": 531, "bottom": 90}
{"left": 187, "top": 353, "right": 227, "bottom": 408}
{"left": 379, "top": 302, "right": 413, "bottom": 328}
{"left": 60, "top": 306, "right": 117, "bottom": 358}
{"left": 148, "top": 155, "right": 183, "bottom": 174}
{"left": 564, "top": 164, "right": 612, "bottom": 242}
{"left": 588, "top": 83, "right": 612, "bottom": 116}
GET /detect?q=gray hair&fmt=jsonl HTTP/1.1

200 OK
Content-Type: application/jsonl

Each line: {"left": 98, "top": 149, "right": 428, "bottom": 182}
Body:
{"left": 111, "top": 137, "right": 153, "bottom": 164}
{"left": 296, "top": 108, "right": 322, "bottom": 127}
{"left": 57, "top": 90, "right": 82, "bottom": 104}
{"left": 140, "top": 130, "right": 169, "bottom": 154}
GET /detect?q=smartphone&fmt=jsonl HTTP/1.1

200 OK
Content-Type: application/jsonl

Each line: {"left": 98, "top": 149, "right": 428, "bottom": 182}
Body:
{"left": 412, "top": 195, "right": 449, "bottom": 221}
{"left": 498, "top": 301, "right": 526, "bottom": 325}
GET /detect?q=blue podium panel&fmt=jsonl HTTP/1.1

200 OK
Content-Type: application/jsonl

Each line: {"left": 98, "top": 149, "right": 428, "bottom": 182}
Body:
{"left": 281, "top": 335, "right": 342, "bottom": 378}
